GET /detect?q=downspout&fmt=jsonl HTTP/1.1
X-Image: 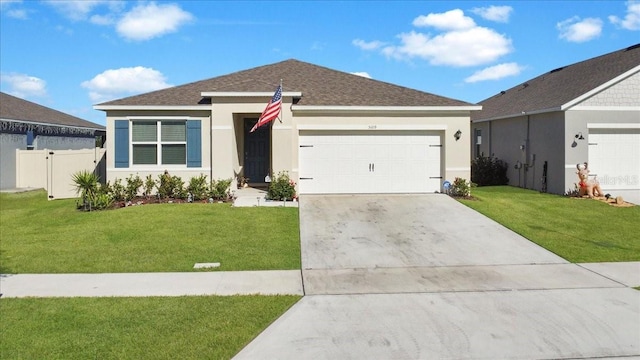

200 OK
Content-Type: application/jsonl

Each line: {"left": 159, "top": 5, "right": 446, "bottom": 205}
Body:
{"left": 523, "top": 113, "right": 529, "bottom": 189}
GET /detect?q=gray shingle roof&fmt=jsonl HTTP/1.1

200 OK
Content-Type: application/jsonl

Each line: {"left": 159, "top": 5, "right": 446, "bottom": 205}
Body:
{"left": 97, "top": 59, "right": 474, "bottom": 107}
{"left": 1, "top": 92, "right": 104, "bottom": 130}
{"left": 472, "top": 43, "right": 640, "bottom": 121}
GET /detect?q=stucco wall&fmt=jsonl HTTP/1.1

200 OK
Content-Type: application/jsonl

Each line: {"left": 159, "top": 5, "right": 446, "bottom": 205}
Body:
{"left": 104, "top": 110, "right": 212, "bottom": 184}
{"left": 0, "top": 133, "right": 25, "bottom": 189}
{"left": 564, "top": 109, "right": 640, "bottom": 193}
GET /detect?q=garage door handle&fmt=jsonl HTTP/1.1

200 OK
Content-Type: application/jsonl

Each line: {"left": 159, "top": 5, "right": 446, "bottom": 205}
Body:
{"left": 429, "top": 176, "right": 443, "bottom": 179}
{"left": 300, "top": 177, "right": 313, "bottom": 180}
{"left": 372, "top": 163, "right": 375, "bottom": 172}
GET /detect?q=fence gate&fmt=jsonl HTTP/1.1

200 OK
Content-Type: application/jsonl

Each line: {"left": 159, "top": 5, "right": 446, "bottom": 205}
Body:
{"left": 16, "top": 148, "right": 106, "bottom": 200}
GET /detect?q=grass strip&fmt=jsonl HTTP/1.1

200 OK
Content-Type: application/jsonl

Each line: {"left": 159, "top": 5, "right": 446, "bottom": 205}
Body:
{"left": 1, "top": 190, "right": 300, "bottom": 273}
{"left": 458, "top": 186, "right": 640, "bottom": 263}
{"left": 0, "top": 295, "right": 300, "bottom": 360}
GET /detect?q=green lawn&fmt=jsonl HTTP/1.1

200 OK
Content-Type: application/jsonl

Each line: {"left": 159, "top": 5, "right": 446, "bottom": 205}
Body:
{"left": 0, "top": 295, "right": 300, "bottom": 360}
{"left": 459, "top": 186, "right": 640, "bottom": 263}
{"left": 0, "top": 190, "right": 300, "bottom": 273}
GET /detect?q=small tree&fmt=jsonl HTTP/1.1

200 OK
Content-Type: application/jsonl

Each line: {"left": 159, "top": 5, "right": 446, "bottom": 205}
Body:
{"left": 71, "top": 170, "right": 99, "bottom": 205}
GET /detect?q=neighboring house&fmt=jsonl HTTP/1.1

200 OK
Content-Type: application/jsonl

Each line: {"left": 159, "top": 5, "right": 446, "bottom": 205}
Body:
{"left": 471, "top": 44, "right": 640, "bottom": 203}
{"left": 0, "top": 92, "right": 106, "bottom": 190}
{"left": 95, "top": 59, "right": 480, "bottom": 195}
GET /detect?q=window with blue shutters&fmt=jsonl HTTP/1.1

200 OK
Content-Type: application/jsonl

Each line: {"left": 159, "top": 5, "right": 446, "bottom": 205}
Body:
{"left": 115, "top": 119, "right": 201, "bottom": 168}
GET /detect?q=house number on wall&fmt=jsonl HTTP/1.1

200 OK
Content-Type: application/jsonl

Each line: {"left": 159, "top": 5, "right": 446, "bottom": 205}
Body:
{"left": 368, "top": 125, "right": 377, "bottom": 129}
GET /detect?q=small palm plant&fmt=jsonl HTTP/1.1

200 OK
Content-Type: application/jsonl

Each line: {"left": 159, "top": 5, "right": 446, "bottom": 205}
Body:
{"left": 72, "top": 170, "right": 99, "bottom": 206}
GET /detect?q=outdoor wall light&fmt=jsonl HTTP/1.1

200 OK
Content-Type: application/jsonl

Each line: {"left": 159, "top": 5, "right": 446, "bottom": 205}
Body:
{"left": 575, "top": 132, "right": 585, "bottom": 140}
{"left": 454, "top": 129, "right": 462, "bottom": 141}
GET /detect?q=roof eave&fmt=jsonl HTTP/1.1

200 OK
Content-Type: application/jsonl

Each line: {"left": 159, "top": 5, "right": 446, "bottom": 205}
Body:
{"left": 472, "top": 107, "right": 563, "bottom": 122}
{"left": 202, "top": 91, "right": 302, "bottom": 98}
{"left": 93, "top": 105, "right": 210, "bottom": 111}
{"left": 292, "top": 105, "right": 481, "bottom": 115}
{"left": 1, "top": 117, "right": 104, "bottom": 131}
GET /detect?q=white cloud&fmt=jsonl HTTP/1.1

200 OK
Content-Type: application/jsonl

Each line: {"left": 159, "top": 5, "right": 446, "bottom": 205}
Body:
{"left": 557, "top": 17, "right": 603, "bottom": 42}
{"left": 116, "top": 2, "right": 193, "bottom": 41}
{"left": 413, "top": 9, "right": 475, "bottom": 31}
{"left": 359, "top": 9, "right": 512, "bottom": 67}
{"left": 465, "top": 62, "right": 524, "bottom": 83}
{"left": 81, "top": 66, "right": 172, "bottom": 103}
{"left": 44, "top": 0, "right": 106, "bottom": 21}
{"left": 350, "top": 72, "right": 372, "bottom": 79}
{"left": 470, "top": 5, "right": 513, "bottom": 23}
{"left": 0, "top": 72, "right": 47, "bottom": 98}
{"left": 352, "top": 39, "right": 386, "bottom": 50}
{"left": 609, "top": 0, "right": 640, "bottom": 30}
{"left": 0, "top": 0, "right": 28, "bottom": 19}
{"left": 382, "top": 26, "right": 512, "bottom": 67}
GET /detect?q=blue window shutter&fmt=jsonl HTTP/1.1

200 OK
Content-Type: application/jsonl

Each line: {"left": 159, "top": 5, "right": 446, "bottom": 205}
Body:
{"left": 186, "top": 120, "right": 202, "bottom": 167}
{"left": 114, "top": 120, "right": 129, "bottom": 168}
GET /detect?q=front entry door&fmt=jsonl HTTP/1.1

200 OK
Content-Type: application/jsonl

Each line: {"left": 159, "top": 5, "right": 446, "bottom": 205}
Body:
{"left": 244, "top": 118, "right": 270, "bottom": 184}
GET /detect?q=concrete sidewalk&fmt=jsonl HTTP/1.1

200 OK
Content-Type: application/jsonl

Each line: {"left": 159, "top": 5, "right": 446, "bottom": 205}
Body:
{"left": 1, "top": 262, "right": 637, "bottom": 298}
{"left": 0, "top": 270, "right": 303, "bottom": 298}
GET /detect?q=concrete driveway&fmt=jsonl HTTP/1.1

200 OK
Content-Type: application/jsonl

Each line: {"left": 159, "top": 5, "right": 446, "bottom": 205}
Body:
{"left": 234, "top": 195, "right": 640, "bottom": 359}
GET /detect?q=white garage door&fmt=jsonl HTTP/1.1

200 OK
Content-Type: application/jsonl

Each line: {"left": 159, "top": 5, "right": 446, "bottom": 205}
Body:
{"left": 589, "top": 128, "right": 640, "bottom": 197}
{"left": 299, "top": 131, "right": 442, "bottom": 194}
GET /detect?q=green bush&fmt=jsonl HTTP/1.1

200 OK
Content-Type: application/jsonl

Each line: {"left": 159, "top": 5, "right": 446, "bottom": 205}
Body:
{"left": 209, "top": 178, "right": 232, "bottom": 201}
{"left": 111, "top": 178, "right": 126, "bottom": 202}
{"left": 267, "top": 172, "right": 296, "bottom": 201}
{"left": 450, "top": 177, "right": 474, "bottom": 197}
{"left": 143, "top": 175, "right": 156, "bottom": 198}
{"left": 71, "top": 170, "right": 99, "bottom": 204}
{"left": 471, "top": 155, "right": 509, "bottom": 186}
{"left": 125, "top": 174, "right": 143, "bottom": 200}
{"left": 188, "top": 174, "right": 209, "bottom": 200}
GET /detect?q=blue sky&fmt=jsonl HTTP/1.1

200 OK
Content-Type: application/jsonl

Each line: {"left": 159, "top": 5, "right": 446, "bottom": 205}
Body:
{"left": 1, "top": 1, "right": 639, "bottom": 126}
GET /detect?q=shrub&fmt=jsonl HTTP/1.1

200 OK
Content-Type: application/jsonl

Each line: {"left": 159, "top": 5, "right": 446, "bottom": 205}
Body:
{"left": 471, "top": 155, "right": 509, "bottom": 186}
{"left": 209, "top": 178, "right": 232, "bottom": 201}
{"left": 267, "top": 172, "right": 296, "bottom": 201}
{"left": 157, "top": 172, "right": 173, "bottom": 199}
{"left": 111, "top": 178, "right": 126, "bottom": 202}
{"left": 188, "top": 174, "right": 209, "bottom": 200}
{"left": 172, "top": 176, "right": 187, "bottom": 199}
{"left": 125, "top": 174, "right": 143, "bottom": 200}
{"left": 71, "top": 170, "right": 99, "bottom": 204}
{"left": 143, "top": 175, "right": 156, "bottom": 199}
{"left": 450, "top": 177, "right": 474, "bottom": 197}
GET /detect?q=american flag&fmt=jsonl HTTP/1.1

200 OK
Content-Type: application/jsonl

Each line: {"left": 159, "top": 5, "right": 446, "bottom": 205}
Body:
{"left": 250, "top": 84, "right": 282, "bottom": 132}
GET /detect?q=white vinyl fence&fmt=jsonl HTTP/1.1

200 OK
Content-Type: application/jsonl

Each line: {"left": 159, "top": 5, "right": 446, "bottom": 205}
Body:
{"left": 16, "top": 148, "right": 106, "bottom": 200}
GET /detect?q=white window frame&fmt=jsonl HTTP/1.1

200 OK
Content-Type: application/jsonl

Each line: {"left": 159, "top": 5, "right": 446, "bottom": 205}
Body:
{"left": 129, "top": 118, "right": 188, "bottom": 167}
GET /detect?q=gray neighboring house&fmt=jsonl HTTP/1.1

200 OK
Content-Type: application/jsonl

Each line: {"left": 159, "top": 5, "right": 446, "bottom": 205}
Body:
{"left": 0, "top": 92, "right": 105, "bottom": 190}
{"left": 471, "top": 44, "right": 640, "bottom": 203}
{"left": 96, "top": 59, "right": 480, "bottom": 195}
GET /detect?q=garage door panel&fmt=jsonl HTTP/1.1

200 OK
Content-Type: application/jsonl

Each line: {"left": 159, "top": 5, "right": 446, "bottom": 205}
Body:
{"left": 299, "top": 131, "right": 442, "bottom": 194}
{"left": 589, "top": 129, "right": 640, "bottom": 191}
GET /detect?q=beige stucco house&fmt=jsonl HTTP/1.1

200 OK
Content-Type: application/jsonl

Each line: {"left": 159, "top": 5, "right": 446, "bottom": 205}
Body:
{"left": 95, "top": 59, "right": 480, "bottom": 195}
{"left": 0, "top": 92, "right": 105, "bottom": 190}
{"left": 471, "top": 44, "right": 640, "bottom": 204}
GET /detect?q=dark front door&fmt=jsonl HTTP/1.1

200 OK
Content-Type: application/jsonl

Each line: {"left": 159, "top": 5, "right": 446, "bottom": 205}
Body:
{"left": 244, "top": 118, "right": 270, "bottom": 184}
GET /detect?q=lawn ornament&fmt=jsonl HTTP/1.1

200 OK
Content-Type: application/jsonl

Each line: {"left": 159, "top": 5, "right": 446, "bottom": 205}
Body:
{"left": 576, "top": 162, "right": 603, "bottom": 198}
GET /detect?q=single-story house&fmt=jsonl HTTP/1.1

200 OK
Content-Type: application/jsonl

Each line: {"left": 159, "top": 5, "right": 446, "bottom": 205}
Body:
{"left": 471, "top": 44, "right": 640, "bottom": 203}
{"left": 0, "top": 92, "right": 105, "bottom": 190}
{"left": 95, "top": 59, "right": 480, "bottom": 194}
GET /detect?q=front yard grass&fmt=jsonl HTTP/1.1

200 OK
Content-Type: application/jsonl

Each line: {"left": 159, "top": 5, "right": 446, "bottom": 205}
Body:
{"left": 458, "top": 186, "right": 640, "bottom": 263}
{"left": 0, "top": 295, "right": 300, "bottom": 360}
{"left": 0, "top": 190, "right": 300, "bottom": 273}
